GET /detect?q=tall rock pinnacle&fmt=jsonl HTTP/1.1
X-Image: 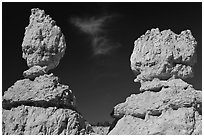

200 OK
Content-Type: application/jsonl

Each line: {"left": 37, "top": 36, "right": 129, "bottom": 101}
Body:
{"left": 109, "top": 28, "right": 202, "bottom": 135}
{"left": 22, "top": 8, "right": 66, "bottom": 79}
{"left": 2, "top": 8, "right": 93, "bottom": 135}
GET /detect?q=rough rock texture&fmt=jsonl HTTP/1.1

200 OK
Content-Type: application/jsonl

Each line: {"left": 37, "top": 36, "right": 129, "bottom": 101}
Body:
{"left": 112, "top": 82, "right": 201, "bottom": 119}
{"left": 2, "top": 8, "right": 93, "bottom": 135}
{"left": 130, "top": 28, "right": 197, "bottom": 83}
{"left": 23, "top": 65, "right": 47, "bottom": 79}
{"left": 3, "top": 106, "right": 92, "bottom": 135}
{"left": 3, "top": 74, "right": 77, "bottom": 110}
{"left": 92, "top": 126, "right": 110, "bottom": 135}
{"left": 140, "top": 78, "right": 192, "bottom": 92}
{"left": 22, "top": 8, "right": 66, "bottom": 79}
{"left": 2, "top": 73, "right": 93, "bottom": 135}
{"left": 109, "top": 108, "right": 201, "bottom": 135}
{"left": 109, "top": 29, "right": 202, "bottom": 135}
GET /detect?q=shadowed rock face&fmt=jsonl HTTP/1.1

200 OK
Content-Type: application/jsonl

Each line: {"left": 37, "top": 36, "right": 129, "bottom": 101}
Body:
{"left": 2, "top": 8, "right": 93, "bottom": 135}
{"left": 130, "top": 28, "right": 197, "bottom": 83}
{"left": 109, "top": 29, "right": 202, "bottom": 135}
{"left": 22, "top": 8, "right": 66, "bottom": 79}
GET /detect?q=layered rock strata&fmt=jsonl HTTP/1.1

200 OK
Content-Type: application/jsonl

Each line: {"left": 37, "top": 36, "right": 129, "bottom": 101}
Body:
{"left": 2, "top": 8, "right": 93, "bottom": 135}
{"left": 109, "top": 28, "right": 202, "bottom": 135}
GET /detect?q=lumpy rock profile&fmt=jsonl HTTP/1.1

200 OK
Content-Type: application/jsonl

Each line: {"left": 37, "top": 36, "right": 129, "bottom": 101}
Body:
{"left": 108, "top": 28, "right": 202, "bottom": 135}
{"left": 22, "top": 8, "right": 66, "bottom": 79}
{"left": 130, "top": 28, "right": 197, "bottom": 83}
{"left": 2, "top": 8, "right": 93, "bottom": 135}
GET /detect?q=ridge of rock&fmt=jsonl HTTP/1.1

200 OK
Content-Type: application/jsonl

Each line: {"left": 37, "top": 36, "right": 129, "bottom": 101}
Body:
{"left": 3, "top": 73, "right": 76, "bottom": 110}
{"left": 140, "top": 78, "right": 192, "bottom": 92}
{"left": 112, "top": 81, "right": 201, "bottom": 119}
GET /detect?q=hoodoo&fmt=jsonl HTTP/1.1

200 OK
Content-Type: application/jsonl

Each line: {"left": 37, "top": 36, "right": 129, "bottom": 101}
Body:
{"left": 108, "top": 28, "right": 202, "bottom": 135}
{"left": 2, "top": 8, "right": 93, "bottom": 135}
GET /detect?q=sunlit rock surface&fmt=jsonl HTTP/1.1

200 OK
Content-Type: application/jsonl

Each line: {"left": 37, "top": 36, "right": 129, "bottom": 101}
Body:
{"left": 2, "top": 8, "right": 93, "bottom": 135}
{"left": 130, "top": 28, "right": 197, "bottom": 83}
{"left": 109, "top": 108, "right": 201, "bottom": 135}
{"left": 3, "top": 74, "right": 77, "bottom": 109}
{"left": 22, "top": 8, "right": 66, "bottom": 79}
{"left": 140, "top": 78, "right": 192, "bottom": 92}
{"left": 3, "top": 106, "right": 92, "bottom": 135}
{"left": 112, "top": 81, "right": 201, "bottom": 119}
{"left": 109, "top": 29, "right": 202, "bottom": 135}
{"left": 2, "top": 73, "right": 93, "bottom": 135}
{"left": 92, "top": 126, "right": 110, "bottom": 135}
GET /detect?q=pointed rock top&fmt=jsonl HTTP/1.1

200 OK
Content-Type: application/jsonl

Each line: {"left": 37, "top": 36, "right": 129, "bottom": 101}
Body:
{"left": 22, "top": 8, "right": 66, "bottom": 79}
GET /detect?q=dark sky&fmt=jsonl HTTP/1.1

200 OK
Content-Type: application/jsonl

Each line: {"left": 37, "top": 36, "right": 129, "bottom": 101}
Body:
{"left": 2, "top": 2, "right": 202, "bottom": 124}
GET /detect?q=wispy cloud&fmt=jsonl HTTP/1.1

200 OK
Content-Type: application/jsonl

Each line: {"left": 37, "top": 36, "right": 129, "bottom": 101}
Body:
{"left": 70, "top": 15, "right": 120, "bottom": 56}
{"left": 71, "top": 16, "right": 110, "bottom": 35}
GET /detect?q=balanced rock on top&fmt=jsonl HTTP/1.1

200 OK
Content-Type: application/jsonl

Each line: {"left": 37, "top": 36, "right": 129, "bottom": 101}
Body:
{"left": 2, "top": 8, "right": 93, "bottom": 135}
{"left": 22, "top": 8, "right": 66, "bottom": 79}
{"left": 130, "top": 28, "right": 197, "bottom": 83}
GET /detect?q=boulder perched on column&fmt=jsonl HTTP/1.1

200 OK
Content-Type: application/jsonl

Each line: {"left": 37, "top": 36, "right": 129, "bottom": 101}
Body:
{"left": 109, "top": 28, "right": 202, "bottom": 135}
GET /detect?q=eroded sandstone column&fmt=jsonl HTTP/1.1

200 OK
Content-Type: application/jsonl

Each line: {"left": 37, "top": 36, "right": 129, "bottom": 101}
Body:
{"left": 22, "top": 8, "right": 66, "bottom": 79}
{"left": 2, "top": 8, "right": 93, "bottom": 135}
{"left": 109, "top": 28, "right": 202, "bottom": 135}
